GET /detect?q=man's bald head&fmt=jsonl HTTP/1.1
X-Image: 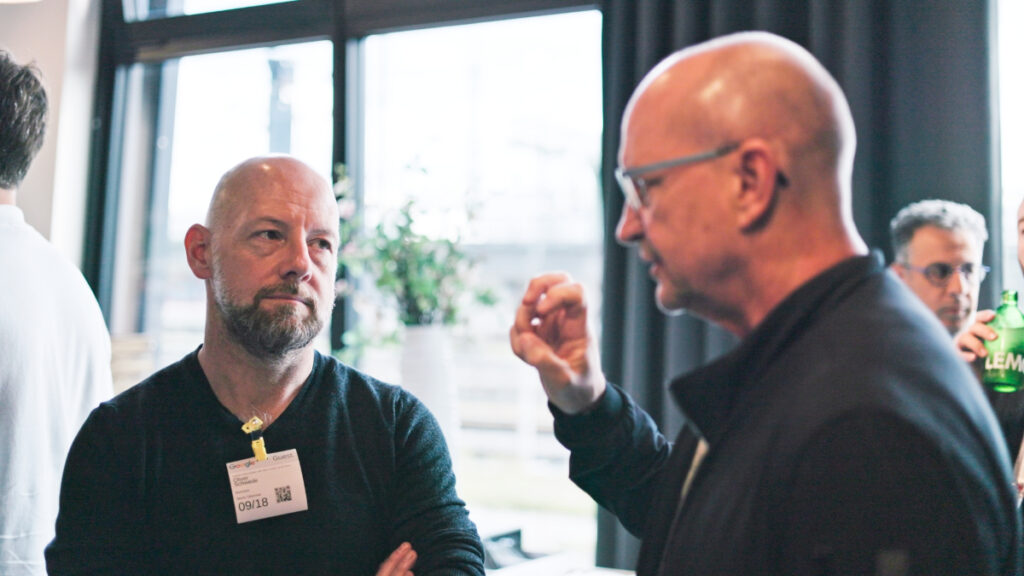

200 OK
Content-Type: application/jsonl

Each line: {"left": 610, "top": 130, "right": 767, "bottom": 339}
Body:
{"left": 206, "top": 155, "right": 337, "bottom": 230}
{"left": 621, "top": 31, "right": 856, "bottom": 211}
{"left": 186, "top": 154, "right": 340, "bottom": 361}
{"left": 614, "top": 31, "right": 866, "bottom": 334}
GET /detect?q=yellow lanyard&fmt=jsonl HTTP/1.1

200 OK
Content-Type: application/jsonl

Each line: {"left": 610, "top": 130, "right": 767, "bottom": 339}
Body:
{"left": 241, "top": 416, "right": 268, "bottom": 461}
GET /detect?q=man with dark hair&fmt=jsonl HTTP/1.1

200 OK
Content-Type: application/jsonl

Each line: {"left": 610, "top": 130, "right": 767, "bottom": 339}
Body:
{"left": 510, "top": 32, "right": 1021, "bottom": 575}
{"left": 46, "top": 155, "right": 484, "bottom": 576}
{"left": 890, "top": 198, "right": 989, "bottom": 337}
{"left": 0, "top": 53, "right": 48, "bottom": 189}
{"left": 0, "top": 49, "right": 112, "bottom": 575}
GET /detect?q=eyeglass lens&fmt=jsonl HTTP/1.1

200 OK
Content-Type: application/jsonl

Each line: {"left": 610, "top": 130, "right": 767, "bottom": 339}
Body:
{"left": 923, "top": 262, "right": 987, "bottom": 284}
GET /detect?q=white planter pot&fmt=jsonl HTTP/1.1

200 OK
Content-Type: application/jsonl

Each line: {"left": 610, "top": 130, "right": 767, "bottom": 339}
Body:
{"left": 400, "top": 324, "right": 460, "bottom": 458}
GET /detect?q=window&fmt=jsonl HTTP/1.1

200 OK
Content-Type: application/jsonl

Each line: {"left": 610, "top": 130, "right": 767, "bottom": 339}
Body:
{"left": 349, "top": 11, "right": 604, "bottom": 561}
{"left": 108, "top": 41, "right": 333, "bottom": 382}
{"left": 124, "top": 0, "right": 296, "bottom": 21}
{"left": 1000, "top": 0, "right": 1024, "bottom": 292}
{"left": 95, "top": 0, "right": 605, "bottom": 568}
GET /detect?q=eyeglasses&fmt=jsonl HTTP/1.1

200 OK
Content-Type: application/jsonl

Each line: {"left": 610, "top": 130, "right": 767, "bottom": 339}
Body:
{"left": 615, "top": 143, "right": 740, "bottom": 211}
{"left": 899, "top": 261, "right": 990, "bottom": 287}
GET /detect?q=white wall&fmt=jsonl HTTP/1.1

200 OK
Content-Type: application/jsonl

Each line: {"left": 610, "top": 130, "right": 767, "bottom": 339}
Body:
{"left": 0, "top": 0, "right": 100, "bottom": 269}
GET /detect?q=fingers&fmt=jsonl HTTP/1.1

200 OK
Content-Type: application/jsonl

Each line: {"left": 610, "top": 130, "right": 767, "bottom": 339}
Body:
{"left": 519, "top": 272, "right": 574, "bottom": 308}
{"left": 509, "top": 324, "right": 547, "bottom": 365}
{"left": 958, "top": 348, "right": 979, "bottom": 364}
{"left": 956, "top": 328, "right": 987, "bottom": 362}
{"left": 956, "top": 309, "right": 997, "bottom": 363}
{"left": 513, "top": 275, "right": 580, "bottom": 328}
{"left": 508, "top": 273, "right": 606, "bottom": 414}
{"left": 511, "top": 274, "right": 586, "bottom": 357}
{"left": 376, "top": 542, "right": 416, "bottom": 576}
{"left": 975, "top": 309, "right": 997, "bottom": 325}
{"left": 514, "top": 276, "right": 586, "bottom": 332}
{"left": 958, "top": 350, "right": 978, "bottom": 363}
{"left": 534, "top": 282, "right": 586, "bottom": 317}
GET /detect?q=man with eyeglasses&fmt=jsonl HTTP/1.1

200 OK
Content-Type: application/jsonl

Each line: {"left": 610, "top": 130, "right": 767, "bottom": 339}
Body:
{"left": 889, "top": 199, "right": 990, "bottom": 337}
{"left": 510, "top": 31, "right": 1020, "bottom": 575}
{"left": 889, "top": 200, "right": 1024, "bottom": 469}
{"left": 956, "top": 197, "right": 1024, "bottom": 469}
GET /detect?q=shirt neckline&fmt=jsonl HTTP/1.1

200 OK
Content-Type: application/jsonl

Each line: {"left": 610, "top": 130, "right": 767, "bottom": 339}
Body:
{"left": 669, "top": 252, "right": 883, "bottom": 445}
{"left": 185, "top": 346, "right": 325, "bottom": 434}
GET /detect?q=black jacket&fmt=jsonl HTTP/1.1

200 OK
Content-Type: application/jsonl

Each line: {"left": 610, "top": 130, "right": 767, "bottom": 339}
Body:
{"left": 555, "top": 254, "right": 1022, "bottom": 575}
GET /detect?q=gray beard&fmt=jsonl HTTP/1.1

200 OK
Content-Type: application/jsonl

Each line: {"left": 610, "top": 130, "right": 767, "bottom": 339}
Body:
{"left": 216, "top": 283, "right": 325, "bottom": 359}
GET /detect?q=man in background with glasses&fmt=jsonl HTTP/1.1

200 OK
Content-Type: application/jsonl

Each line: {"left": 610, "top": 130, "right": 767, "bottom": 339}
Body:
{"left": 889, "top": 199, "right": 989, "bottom": 337}
{"left": 956, "top": 197, "right": 1024, "bottom": 469}
{"left": 511, "top": 31, "right": 1020, "bottom": 575}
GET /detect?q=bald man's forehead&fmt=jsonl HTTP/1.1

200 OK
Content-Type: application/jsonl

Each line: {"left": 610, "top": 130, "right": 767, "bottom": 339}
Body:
{"left": 620, "top": 62, "right": 728, "bottom": 162}
{"left": 212, "top": 182, "right": 339, "bottom": 243}
{"left": 207, "top": 157, "right": 333, "bottom": 224}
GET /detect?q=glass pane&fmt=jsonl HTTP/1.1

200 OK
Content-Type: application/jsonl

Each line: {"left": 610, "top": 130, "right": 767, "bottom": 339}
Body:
{"left": 351, "top": 10, "right": 603, "bottom": 566}
{"left": 108, "top": 40, "right": 332, "bottom": 385}
{"left": 1000, "top": 0, "right": 1024, "bottom": 294}
{"left": 123, "top": 0, "right": 295, "bottom": 21}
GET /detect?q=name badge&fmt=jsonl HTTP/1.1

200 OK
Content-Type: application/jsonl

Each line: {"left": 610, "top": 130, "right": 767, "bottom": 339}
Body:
{"left": 226, "top": 448, "right": 309, "bottom": 523}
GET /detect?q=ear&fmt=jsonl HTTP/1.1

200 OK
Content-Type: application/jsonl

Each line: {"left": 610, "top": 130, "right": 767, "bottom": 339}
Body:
{"left": 734, "top": 141, "right": 782, "bottom": 232}
{"left": 184, "top": 224, "right": 214, "bottom": 280}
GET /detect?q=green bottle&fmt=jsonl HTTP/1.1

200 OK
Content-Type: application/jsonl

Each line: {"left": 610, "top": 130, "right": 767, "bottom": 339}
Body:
{"left": 983, "top": 290, "right": 1024, "bottom": 393}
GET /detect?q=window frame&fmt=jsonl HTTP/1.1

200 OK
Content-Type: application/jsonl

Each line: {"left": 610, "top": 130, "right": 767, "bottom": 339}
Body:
{"left": 84, "top": 0, "right": 599, "bottom": 319}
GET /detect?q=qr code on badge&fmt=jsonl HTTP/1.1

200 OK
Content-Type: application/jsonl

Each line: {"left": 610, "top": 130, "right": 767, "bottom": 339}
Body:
{"left": 275, "top": 485, "right": 292, "bottom": 503}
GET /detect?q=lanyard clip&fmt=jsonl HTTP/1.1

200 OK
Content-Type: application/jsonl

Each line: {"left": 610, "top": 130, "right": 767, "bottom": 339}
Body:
{"left": 242, "top": 416, "right": 267, "bottom": 461}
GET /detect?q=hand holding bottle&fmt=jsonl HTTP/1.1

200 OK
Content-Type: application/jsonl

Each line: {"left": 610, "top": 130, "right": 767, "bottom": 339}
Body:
{"left": 980, "top": 290, "right": 1024, "bottom": 393}
{"left": 957, "top": 309, "right": 997, "bottom": 363}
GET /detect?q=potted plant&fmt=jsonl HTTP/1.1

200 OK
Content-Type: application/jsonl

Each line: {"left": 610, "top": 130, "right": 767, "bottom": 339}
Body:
{"left": 333, "top": 165, "right": 494, "bottom": 450}
{"left": 334, "top": 164, "right": 494, "bottom": 332}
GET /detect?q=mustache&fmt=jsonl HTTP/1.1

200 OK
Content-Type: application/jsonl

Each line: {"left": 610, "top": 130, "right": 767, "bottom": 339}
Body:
{"left": 253, "top": 283, "right": 314, "bottom": 308}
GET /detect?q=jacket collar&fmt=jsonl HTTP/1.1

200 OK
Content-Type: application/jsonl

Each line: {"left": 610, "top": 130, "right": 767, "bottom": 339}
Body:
{"left": 668, "top": 251, "right": 884, "bottom": 446}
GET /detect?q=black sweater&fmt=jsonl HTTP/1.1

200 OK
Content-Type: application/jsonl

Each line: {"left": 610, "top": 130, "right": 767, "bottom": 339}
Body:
{"left": 46, "top": 349, "right": 484, "bottom": 575}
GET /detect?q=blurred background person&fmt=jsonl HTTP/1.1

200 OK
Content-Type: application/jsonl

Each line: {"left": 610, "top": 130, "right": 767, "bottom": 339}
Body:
{"left": 0, "top": 49, "right": 112, "bottom": 575}
{"left": 957, "top": 197, "right": 1024, "bottom": 468}
{"left": 890, "top": 199, "right": 989, "bottom": 338}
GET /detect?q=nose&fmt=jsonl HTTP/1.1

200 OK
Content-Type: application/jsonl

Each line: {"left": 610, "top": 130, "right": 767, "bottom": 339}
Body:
{"left": 615, "top": 202, "right": 644, "bottom": 246}
{"left": 947, "top": 267, "right": 968, "bottom": 295}
{"left": 281, "top": 238, "right": 314, "bottom": 281}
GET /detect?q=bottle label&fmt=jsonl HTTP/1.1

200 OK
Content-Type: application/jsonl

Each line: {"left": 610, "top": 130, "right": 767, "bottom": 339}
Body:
{"left": 985, "top": 352, "right": 1024, "bottom": 373}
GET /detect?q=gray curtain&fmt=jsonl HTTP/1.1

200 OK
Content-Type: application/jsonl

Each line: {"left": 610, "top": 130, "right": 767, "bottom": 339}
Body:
{"left": 597, "top": 0, "right": 998, "bottom": 569}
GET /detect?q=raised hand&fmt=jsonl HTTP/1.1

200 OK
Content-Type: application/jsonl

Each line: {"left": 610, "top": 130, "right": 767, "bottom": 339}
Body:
{"left": 509, "top": 273, "right": 606, "bottom": 414}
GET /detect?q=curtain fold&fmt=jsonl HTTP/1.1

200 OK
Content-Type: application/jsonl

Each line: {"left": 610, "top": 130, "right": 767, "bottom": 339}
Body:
{"left": 597, "top": 0, "right": 996, "bottom": 569}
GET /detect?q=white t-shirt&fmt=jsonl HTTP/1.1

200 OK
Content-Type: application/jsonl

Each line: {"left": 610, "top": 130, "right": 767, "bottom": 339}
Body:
{"left": 0, "top": 205, "right": 113, "bottom": 575}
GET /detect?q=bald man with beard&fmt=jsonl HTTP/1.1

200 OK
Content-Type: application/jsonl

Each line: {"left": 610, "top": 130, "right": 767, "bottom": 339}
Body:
{"left": 510, "top": 32, "right": 1021, "bottom": 575}
{"left": 46, "top": 156, "right": 484, "bottom": 576}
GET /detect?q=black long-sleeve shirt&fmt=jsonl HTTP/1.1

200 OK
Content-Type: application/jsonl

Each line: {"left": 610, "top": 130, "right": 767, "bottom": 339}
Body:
{"left": 46, "top": 349, "right": 484, "bottom": 575}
